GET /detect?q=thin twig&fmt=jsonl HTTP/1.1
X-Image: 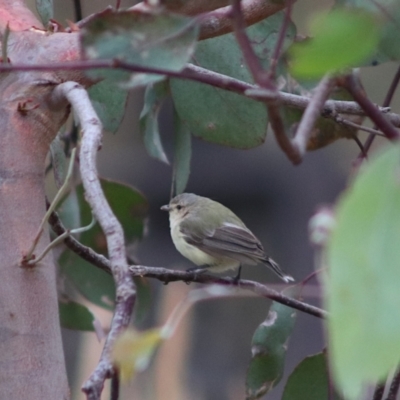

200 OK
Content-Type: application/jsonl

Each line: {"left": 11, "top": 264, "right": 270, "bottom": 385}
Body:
{"left": 334, "top": 116, "right": 385, "bottom": 137}
{"left": 51, "top": 82, "right": 136, "bottom": 400}
{"left": 230, "top": 0, "right": 303, "bottom": 163}
{"left": 358, "top": 65, "right": 400, "bottom": 161}
{"left": 268, "top": 104, "right": 302, "bottom": 164}
{"left": 23, "top": 148, "right": 76, "bottom": 263}
{"left": 344, "top": 74, "right": 400, "bottom": 140}
{"left": 292, "top": 74, "right": 335, "bottom": 157}
{"left": 48, "top": 209, "right": 327, "bottom": 319}
{"left": 230, "top": 0, "right": 274, "bottom": 89}
{"left": 268, "top": 0, "right": 294, "bottom": 79}
{"left": 30, "top": 216, "right": 95, "bottom": 265}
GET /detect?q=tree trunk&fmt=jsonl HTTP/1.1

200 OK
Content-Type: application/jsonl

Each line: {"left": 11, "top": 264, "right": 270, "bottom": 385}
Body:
{"left": 0, "top": 1, "right": 87, "bottom": 398}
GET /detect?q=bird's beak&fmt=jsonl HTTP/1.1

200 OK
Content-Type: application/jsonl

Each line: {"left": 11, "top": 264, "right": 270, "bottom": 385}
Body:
{"left": 161, "top": 204, "right": 170, "bottom": 212}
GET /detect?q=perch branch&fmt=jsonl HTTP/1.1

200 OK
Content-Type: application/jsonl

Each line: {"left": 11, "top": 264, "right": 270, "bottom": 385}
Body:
{"left": 51, "top": 82, "right": 136, "bottom": 400}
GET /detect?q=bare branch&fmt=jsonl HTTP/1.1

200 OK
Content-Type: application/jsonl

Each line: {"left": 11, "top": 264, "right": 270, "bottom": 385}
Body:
{"left": 230, "top": 0, "right": 303, "bottom": 163}
{"left": 0, "top": 60, "right": 396, "bottom": 125}
{"left": 51, "top": 82, "right": 135, "bottom": 400}
{"left": 343, "top": 74, "right": 400, "bottom": 141}
{"left": 230, "top": 0, "right": 273, "bottom": 89}
{"left": 356, "top": 65, "right": 400, "bottom": 163}
{"left": 268, "top": 0, "right": 294, "bottom": 79}
{"left": 292, "top": 74, "right": 336, "bottom": 157}
{"left": 198, "top": 0, "right": 290, "bottom": 40}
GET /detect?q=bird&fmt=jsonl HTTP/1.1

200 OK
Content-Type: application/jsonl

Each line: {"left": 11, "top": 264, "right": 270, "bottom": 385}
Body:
{"left": 161, "top": 193, "right": 294, "bottom": 282}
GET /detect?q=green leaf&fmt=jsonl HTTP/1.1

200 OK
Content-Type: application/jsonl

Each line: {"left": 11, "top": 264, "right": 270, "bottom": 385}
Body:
{"left": 88, "top": 79, "right": 128, "bottom": 133}
{"left": 290, "top": 9, "right": 379, "bottom": 79}
{"left": 326, "top": 145, "right": 400, "bottom": 398}
{"left": 378, "top": 1, "right": 400, "bottom": 61}
{"left": 124, "top": 74, "right": 165, "bottom": 90}
{"left": 246, "top": 292, "right": 297, "bottom": 399}
{"left": 140, "top": 81, "right": 170, "bottom": 164}
{"left": 334, "top": 0, "right": 396, "bottom": 13}
{"left": 81, "top": 10, "right": 199, "bottom": 82}
{"left": 58, "top": 179, "right": 148, "bottom": 310}
{"left": 282, "top": 352, "right": 341, "bottom": 400}
{"left": 59, "top": 300, "right": 95, "bottom": 331}
{"left": 171, "top": 11, "right": 296, "bottom": 149}
{"left": 173, "top": 111, "right": 191, "bottom": 195}
{"left": 36, "top": 0, "right": 53, "bottom": 26}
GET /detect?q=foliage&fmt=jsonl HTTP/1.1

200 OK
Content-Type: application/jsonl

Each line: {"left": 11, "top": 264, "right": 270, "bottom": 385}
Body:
{"left": 33, "top": 0, "right": 400, "bottom": 398}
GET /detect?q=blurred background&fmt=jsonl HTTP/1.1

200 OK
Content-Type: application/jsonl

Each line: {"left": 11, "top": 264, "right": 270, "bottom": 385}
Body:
{"left": 36, "top": 0, "right": 400, "bottom": 398}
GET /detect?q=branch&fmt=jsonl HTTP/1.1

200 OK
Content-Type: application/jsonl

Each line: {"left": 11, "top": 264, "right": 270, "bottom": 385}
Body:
{"left": 343, "top": 74, "right": 400, "bottom": 140}
{"left": 198, "top": 0, "right": 290, "bottom": 40}
{"left": 268, "top": 0, "right": 294, "bottom": 80}
{"left": 357, "top": 65, "right": 400, "bottom": 162}
{"left": 48, "top": 211, "right": 327, "bottom": 319}
{"left": 51, "top": 82, "right": 135, "bottom": 400}
{"left": 230, "top": 0, "right": 302, "bottom": 163}
{"left": 130, "top": 265, "right": 327, "bottom": 318}
{"left": 292, "top": 74, "right": 336, "bottom": 157}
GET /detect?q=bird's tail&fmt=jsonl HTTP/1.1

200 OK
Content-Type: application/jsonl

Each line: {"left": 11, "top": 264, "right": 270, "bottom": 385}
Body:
{"left": 265, "top": 257, "right": 294, "bottom": 283}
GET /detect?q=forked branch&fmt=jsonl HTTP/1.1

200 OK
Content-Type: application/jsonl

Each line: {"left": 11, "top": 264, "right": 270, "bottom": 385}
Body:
{"left": 51, "top": 82, "right": 136, "bottom": 400}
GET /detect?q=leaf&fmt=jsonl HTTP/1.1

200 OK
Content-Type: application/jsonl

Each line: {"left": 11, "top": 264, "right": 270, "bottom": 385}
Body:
{"left": 289, "top": 9, "right": 379, "bottom": 79}
{"left": 173, "top": 111, "right": 191, "bottom": 195}
{"left": 50, "top": 135, "right": 67, "bottom": 189}
{"left": 139, "top": 81, "right": 170, "bottom": 163}
{"left": 133, "top": 276, "right": 152, "bottom": 326}
{"left": 378, "top": 1, "right": 400, "bottom": 61}
{"left": 113, "top": 328, "right": 163, "bottom": 382}
{"left": 334, "top": 0, "right": 396, "bottom": 13}
{"left": 88, "top": 78, "right": 128, "bottom": 133}
{"left": 326, "top": 145, "right": 400, "bottom": 398}
{"left": 170, "top": 11, "right": 296, "bottom": 149}
{"left": 81, "top": 10, "right": 199, "bottom": 83}
{"left": 36, "top": 0, "right": 53, "bottom": 26}
{"left": 282, "top": 352, "right": 341, "bottom": 400}
{"left": 59, "top": 300, "right": 95, "bottom": 331}
{"left": 246, "top": 291, "right": 298, "bottom": 399}
{"left": 124, "top": 74, "right": 165, "bottom": 90}
{"left": 58, "top": 179, "right": 148, "bottom": 310}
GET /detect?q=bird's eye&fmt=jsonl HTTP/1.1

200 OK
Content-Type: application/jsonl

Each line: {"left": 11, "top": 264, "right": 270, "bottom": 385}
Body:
{"left": 176, "top": 205, "right": 183, "bottom": 211}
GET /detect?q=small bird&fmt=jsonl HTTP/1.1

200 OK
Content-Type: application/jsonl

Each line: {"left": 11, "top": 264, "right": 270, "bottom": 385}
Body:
{"left": 161, "top": 193, "right": 294, "bottom": 282}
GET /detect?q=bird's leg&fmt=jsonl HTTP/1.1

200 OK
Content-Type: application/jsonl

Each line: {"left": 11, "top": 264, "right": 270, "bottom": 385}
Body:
{"left": 232, "top": 265, "right": 242, "bottom": 285}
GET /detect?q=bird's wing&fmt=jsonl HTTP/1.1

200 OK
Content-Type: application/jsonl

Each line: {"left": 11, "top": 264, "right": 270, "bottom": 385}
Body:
{"left": 180, "top": 223, "right": 267, "bottom": 265}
